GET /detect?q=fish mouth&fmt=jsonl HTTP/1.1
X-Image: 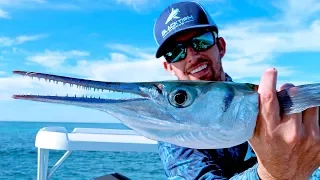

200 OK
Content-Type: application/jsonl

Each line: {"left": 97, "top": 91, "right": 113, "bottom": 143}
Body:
{"left": 12, "top": 70, "right": 153, "bottom": 102}
{"left": 11, "top": 70, "right": 215, "bottom": 104}
{"left": 12, "top": 94, "right": 145, "bottom": 104}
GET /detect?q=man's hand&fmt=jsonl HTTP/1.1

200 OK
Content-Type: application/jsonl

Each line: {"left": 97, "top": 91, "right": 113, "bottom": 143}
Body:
{"left": 248, "top": 68, "right": 320, "bottom": 180}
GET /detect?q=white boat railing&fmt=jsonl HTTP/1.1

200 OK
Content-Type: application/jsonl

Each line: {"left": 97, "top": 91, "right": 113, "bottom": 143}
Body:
{"left": 35, "top": 126, "right": 158, "bottom": 180}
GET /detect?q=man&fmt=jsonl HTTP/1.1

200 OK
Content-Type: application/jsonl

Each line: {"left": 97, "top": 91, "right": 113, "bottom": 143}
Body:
{"left": 153, "top": 1, "right": 320, "bottom": 179}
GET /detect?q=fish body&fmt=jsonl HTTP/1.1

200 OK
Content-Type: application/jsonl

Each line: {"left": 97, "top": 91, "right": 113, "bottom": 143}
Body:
{"left": 12, "top": 70, "right": 320, "bottom": 149}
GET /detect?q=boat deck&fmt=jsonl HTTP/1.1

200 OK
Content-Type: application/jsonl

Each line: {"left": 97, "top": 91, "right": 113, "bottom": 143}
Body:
{"left": 35, "top": 126, "right": 158, "bottom": 180}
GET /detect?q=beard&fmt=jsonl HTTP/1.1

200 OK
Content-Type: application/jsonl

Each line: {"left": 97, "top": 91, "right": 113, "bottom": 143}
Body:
{"left": 206, "top": 58, "right": 225, "bottom": 82}
{"left": 210, "top": 65, "right": 225, "bottom": 81}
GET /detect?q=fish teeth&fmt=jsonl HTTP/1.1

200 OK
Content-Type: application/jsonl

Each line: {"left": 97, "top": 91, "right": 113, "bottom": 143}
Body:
{"left": 24, "top": 74, "right": 124, "bottom": 97}
{"left": 190, "top": 64, "right": 207, "bottom": 74}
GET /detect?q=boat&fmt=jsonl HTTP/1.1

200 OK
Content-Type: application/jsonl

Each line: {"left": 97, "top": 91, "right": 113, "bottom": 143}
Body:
{"left": 35, "top": 126, "right": 158, "bottom": 180}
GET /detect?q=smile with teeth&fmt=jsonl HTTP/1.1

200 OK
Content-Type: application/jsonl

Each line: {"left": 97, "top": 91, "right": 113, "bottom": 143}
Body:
{"left": 190, "top": 64, "right": 208, "bottom": 74}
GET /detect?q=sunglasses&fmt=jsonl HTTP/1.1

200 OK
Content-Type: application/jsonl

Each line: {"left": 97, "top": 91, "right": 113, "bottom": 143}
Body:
{"left": 164, "top": 31, "right": 218, "bottom": 63}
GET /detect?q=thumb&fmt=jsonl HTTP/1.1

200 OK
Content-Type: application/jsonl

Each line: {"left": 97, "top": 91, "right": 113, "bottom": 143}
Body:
{"left": 258, "top": 68, "right": 280, "bottom": 131}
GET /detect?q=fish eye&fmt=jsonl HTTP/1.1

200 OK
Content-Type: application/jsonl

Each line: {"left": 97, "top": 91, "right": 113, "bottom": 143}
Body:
{"left": 174, "top": 90, "right": 187, "bottom": 105}
{"left": 168, "top": 87, "right": 194, "bottom": 108}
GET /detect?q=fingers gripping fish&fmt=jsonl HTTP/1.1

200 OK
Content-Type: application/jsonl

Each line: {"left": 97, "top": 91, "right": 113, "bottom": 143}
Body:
{"left": 12, "top": 70, "right": 320, "bottom": 149}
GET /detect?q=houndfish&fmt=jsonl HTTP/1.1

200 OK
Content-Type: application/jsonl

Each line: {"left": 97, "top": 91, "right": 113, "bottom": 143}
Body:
{"left": 12, "top": 70, "right": 320, "bottom": 149}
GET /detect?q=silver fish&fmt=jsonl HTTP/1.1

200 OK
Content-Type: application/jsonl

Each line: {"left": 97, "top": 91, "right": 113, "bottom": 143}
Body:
{"left": 12, "top": 70, "right": 320, "bottom": 149}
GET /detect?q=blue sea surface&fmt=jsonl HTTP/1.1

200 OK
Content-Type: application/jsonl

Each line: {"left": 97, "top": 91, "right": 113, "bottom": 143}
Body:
{"left": 0, "top": 121, "right": 166, "bottom": 180}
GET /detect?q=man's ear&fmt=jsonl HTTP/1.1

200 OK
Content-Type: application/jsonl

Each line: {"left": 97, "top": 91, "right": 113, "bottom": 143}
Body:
{"left": 217, "top": 37, "right": 226, "bottom": 59}
{"left": 163, "top": 60, "right": 175, "bottom": 75}
{"left": 163, "top": 60, "right": 171, "bottom": 72}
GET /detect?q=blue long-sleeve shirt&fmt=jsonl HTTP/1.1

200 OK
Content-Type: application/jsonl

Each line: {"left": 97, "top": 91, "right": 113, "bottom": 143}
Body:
{"left": 158, "top": 141, "right": 320, "bottom": 179}
{"left": 158, "top": 141, "right": 259, "bottom": 179}
{"left": 157, "top": 73, "right": 320, "bottom": 179}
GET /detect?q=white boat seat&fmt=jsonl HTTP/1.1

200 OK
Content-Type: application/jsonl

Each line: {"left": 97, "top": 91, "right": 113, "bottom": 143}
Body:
{"left": 35, "top": 126, "right": 158, "bottom": 180}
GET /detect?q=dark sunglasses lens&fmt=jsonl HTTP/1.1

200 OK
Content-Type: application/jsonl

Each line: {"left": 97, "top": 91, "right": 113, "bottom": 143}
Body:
{"left": 193, "top": 32, "right": 215, "bottom": 51}
{"left": 165, "top": 44, "right": 186, "bottom": 63}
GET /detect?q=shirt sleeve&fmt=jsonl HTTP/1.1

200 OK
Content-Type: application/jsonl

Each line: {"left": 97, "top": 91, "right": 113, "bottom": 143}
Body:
{"left": 310, "top": 169, "right": 320, "bottom": 179}
{"left": 229, "top": 164, "right": 260, "bottom": 180}
{"left": 157, "top": 141, "right": 260, "bottom": 180}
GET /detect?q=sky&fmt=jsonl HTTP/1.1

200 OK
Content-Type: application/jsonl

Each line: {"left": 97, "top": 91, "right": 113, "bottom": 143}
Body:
{"left": 0, "top": 0, "right": 320, "bottom": 123}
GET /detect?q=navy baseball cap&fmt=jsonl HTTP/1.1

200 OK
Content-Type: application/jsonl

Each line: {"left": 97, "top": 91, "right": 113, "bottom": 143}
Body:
{"left": 153, "top": 1, "right": 219, "bottom": 58}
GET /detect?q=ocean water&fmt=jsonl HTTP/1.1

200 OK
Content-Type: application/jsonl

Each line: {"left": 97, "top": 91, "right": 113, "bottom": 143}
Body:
{"left": 0, "top": 121, "right": 166, "bottom": 180}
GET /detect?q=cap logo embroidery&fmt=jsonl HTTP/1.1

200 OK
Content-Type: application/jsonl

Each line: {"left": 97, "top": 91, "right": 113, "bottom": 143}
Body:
{"left": 165, "top": 8, "right": 180, "bottom": 24}
{"left": 161, "top": 8, "right": 194, "bottom": 39}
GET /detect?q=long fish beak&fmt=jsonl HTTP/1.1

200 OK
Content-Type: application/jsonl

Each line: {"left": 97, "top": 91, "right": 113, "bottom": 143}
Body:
{"left": 11, "top": 71, "right": 179, "bottom": 135}
{"left": 12, "top": 70, "right": 155, "bottom": 99}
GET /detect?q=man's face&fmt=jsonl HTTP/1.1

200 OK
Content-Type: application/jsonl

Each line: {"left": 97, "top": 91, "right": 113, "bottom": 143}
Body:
{"left": 162, "top": 29, "right": 226, "bottom": 81}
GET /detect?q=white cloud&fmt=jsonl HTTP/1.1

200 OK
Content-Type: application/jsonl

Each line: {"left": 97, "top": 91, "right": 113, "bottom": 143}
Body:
{"left": 272, "top": 0, "right": 320, "bottom": 27}
{"left": 105, "top": 43, "right": 156, "bottom": 59}
{"left": 0, "top": 44, "right": 172, "bottom": 101}
{"left": 0, "top": 0, "right": 80, "bottom": 16}
{"left": 89, "top": 0, "right": 320, "bottom": 83}
{"left": 1, "top": 44, "right": 169, "bottom": 101}
{"left": 0, "top": 0, "right": 155, "bottom": 13}
{"left": 0, "top": 46, "right": 171, "bottom": 102}
{"left": 196, "top": 0, "right": 225, "bottom": 2}
{"left": 0, "top": 75, "right": 98, "bottom": 101}
{"left": 210, "top": 11, "right": 221, "bottom": 18}
{"left": 221, "top": 20, "right": 320, "bottom": 55}
{"left": 15, "top": 34, "right": 48, "bottom": 44}
{"left": 115, "top": 0, "right": 158, "bottom": 11}
{"left": 26, "top": 51, "right": 67, "bottom": 68}
{"left": 71, "top": 58, "right": 174, "bottom": 82}
{"left": 0, "top": 34, "right": 48, "bottom": 47}
{"left": 2, "top": 0, "right": 320, "bottom": 102}
{"left": 213, "top": 0, "right": 320, "bottom": 80}
{"left": 0, "top": 0, "right": 165, "bottom": 16}
{"left": 26, "top": 49, "right": 90, "bottom": 68}
{"left": 222, "top": 59, "right": 294, "bottom": 80}
{"left": 0, "top": 37, "right": 15, "bottom": 46}
{"left": 65, "top": 44, "right": 174, "bottom": 82}
{"left": 0, "top": 0, "right": 45, "bottom": 5}
{"left": 0, "top": 8, "right": 9, "bottom": 18}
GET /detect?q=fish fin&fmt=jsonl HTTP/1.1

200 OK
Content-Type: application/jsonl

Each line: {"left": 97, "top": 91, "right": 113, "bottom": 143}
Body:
{"left": 277, "top": 83, "right": 320, "bottom": 115}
